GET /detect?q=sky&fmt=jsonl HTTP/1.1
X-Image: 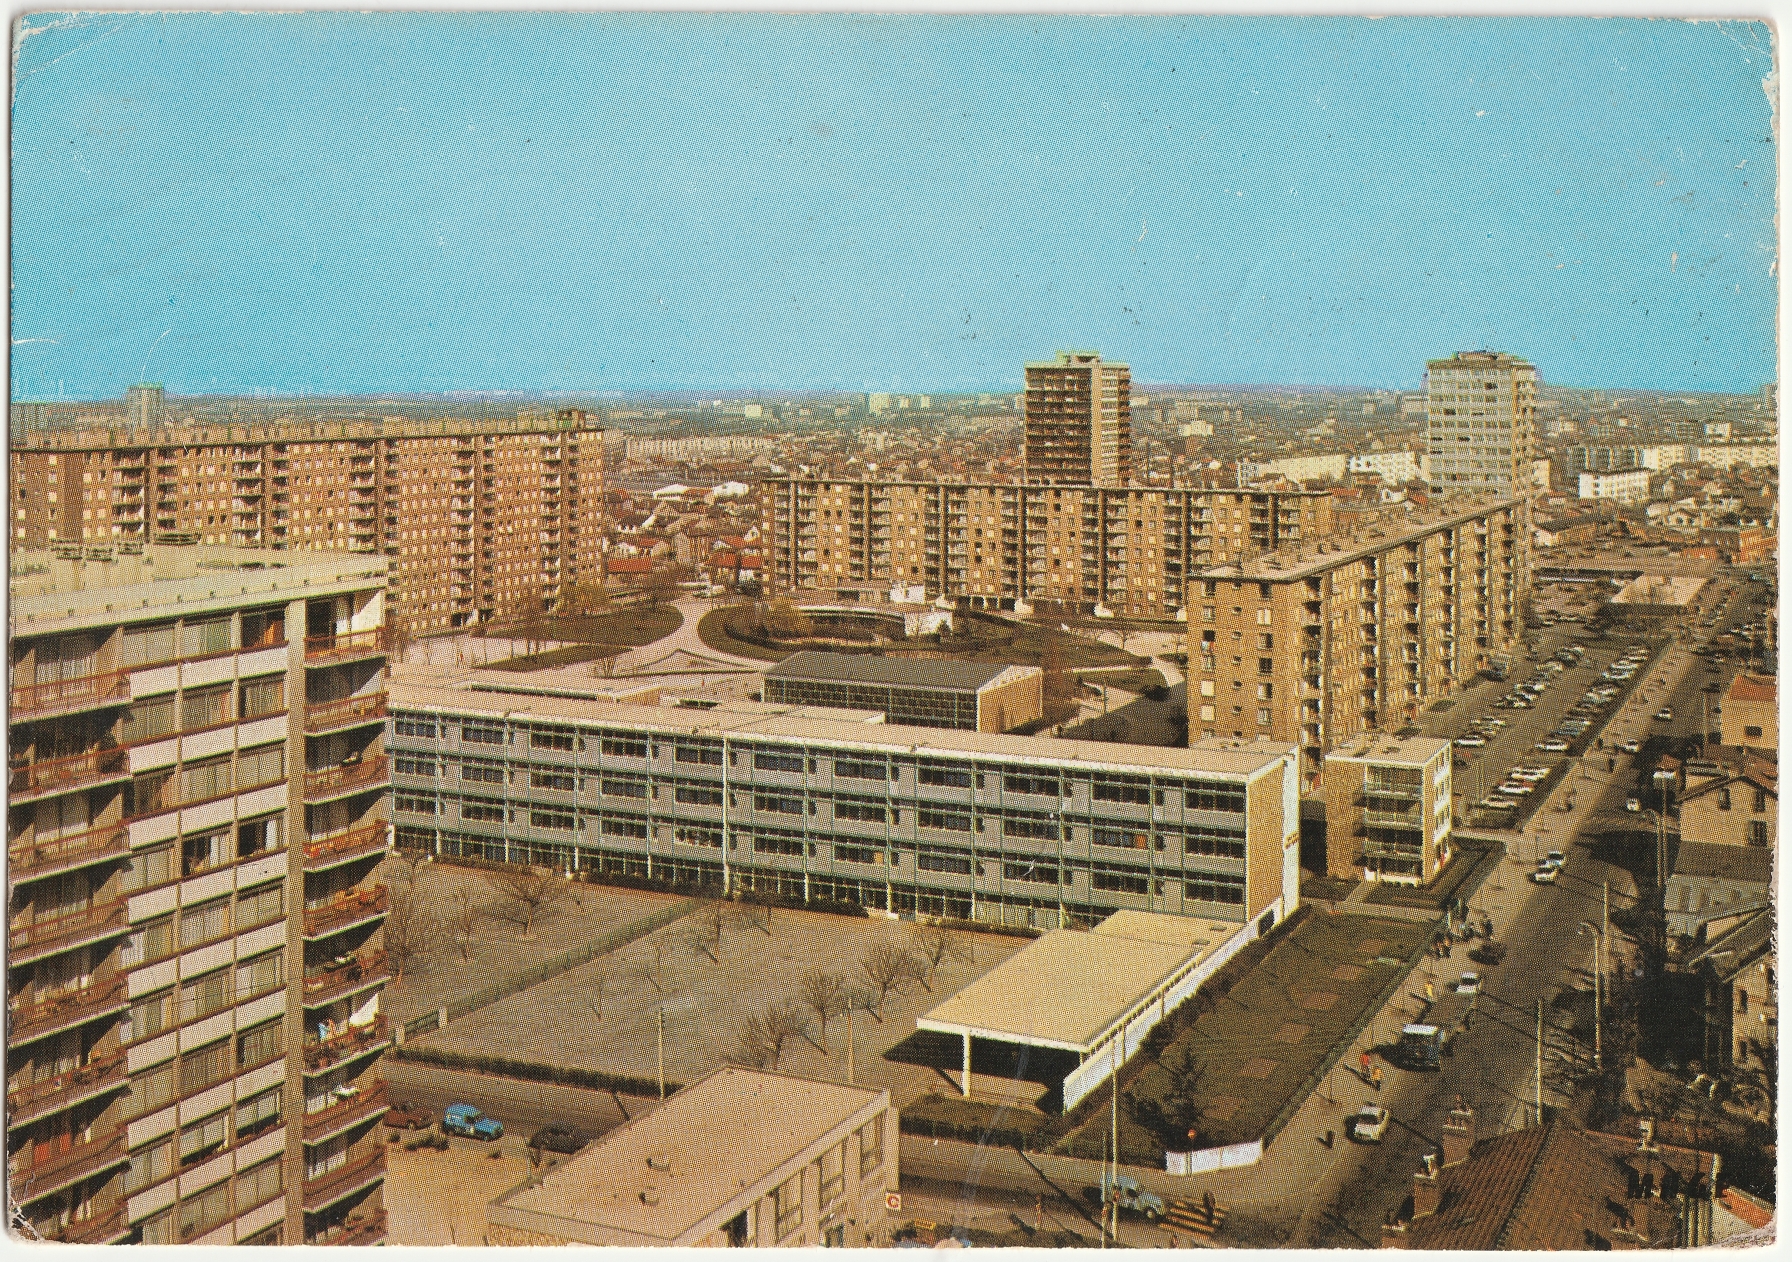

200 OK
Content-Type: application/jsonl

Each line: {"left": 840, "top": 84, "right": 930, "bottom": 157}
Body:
{"left": 10, "top": 13, "right": 1777, "bottom": 398}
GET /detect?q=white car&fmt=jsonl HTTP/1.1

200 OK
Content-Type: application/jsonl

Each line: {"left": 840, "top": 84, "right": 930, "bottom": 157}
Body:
{"left": 1479, "top": 797, "right": 1517, "bottom": 812}
{"left": 1350, "top": 1104, "right": 1391, "bottom": 1143}
{"left": 1654, "top": 708, "right": 1674, "bottom": 722}
{"left": 1543, "top": 850, "right": 1566, "bottom": 869}
{"left": 1625, "top": 797, "right": 1642, "bottom": 812}
{"left": 1617, "top": 739, "right": 1641, "bottom": 755}
{"left": 1496, "top": 782, "right": 1535, "bottom": 796}
{"left": 1532, "top": 865, "right": 1559, "bottom": 884}
{"left": 1455, "top": 972, "right": 1482, "bottom": 994}
{"left": 1511, "top": 770, "right": 1550, "bottom": 784}
{"left": 1456, "top": 735, "right": 1487, "bottom": 748}
{"left": 1537, "top": 739, "right": 1570, "bottom": 753}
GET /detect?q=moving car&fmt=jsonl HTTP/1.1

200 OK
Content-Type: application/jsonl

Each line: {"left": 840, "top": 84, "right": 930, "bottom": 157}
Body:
{"left": 1349, "top": 1104, "right": 1392, "bottom": 1143}
{"left": 1531, "top": 864, "right": 1559, "bottom": 884}
{"left": 529, "top": 1124, "right": 592, "bottom": 1155}
{"left": 1543, "top": 850, "right": 1566, "bottom": 870}
{"left": 1455, "top": 972, "right": 1482, "bottom": 995}
{"left": 443, "top": 1104, "right": 504, "bottom": 1141}
{"left": 1654, "top": 707, "right": 1674, "bottom": 722}
{"left": 1617, "top": 739, "right": 1641, "bottom": 755}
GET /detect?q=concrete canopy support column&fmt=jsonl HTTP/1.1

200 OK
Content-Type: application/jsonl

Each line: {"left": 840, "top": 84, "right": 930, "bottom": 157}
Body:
{"left": 962, "top": 1032, "right": 972, "bottom": 1098}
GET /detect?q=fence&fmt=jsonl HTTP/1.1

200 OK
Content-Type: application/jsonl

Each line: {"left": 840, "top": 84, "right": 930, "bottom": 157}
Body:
{"left": 398, "top": 897, "right": 699, "bottom": 1041}
{"left": 1164, "top": 1140, "right": 1263, "bottom": 1175}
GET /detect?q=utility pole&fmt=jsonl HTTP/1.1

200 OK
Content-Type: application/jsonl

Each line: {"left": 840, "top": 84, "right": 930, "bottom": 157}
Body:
{"left": 657, "top": 1008, "right": 666, "bottom": 1101}
{"left": 846, "top": 1000, "right": 855, "bottom": 1086}
{"left": 1594, "top": 925, "right": 1604, "bottom": 1072}
{"left": 1535, "top": 999, "right": 1544, "bottom": 1125}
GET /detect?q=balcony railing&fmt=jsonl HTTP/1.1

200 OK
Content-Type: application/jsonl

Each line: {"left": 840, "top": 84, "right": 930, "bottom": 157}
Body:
{"left": 303, "top": 1015, "right": 391, "bottom": 1076}
{"left": 6, "top": 1047, "right": 130, "bottom": 1125}
{"left": 304, "top": 821, "right": 389, "bottom": 870}
{"left": 9, "top": 670, "right": 132, "bottom": 721}
{"left": 303, "top": 950, "right": 390, "bottom": 1009}
{"left": 305, "top": 694, "right": 389, "bottom": 735}
{"left": 301, "top": 1149, "right": 386, "bottom": 1213}
{"left": 305, "top": 756, "right": 389, "bottom": 802}
{"left": 302, "top": 1081, "right": 390, "bottom": 1142}
{"left": 8, "top": 900, "right": 129, "bottom": 964}
{"left": 9, "top": 747, "right": 130, "bottom": 800}
{"left": 8, "top": 976, "right": 130, "bottom": 1046}
{"left": 303, "top": 885, "right": 389, "bottom": 939}
{"left": 304, "top": 630, "right": 386, "bottom": 664}
{"left": 46, "top": 1204, "right": 129, "bottom": 1246}
{"left": 308, "top": 1209, "right": 388, "bottom": 1247}
{"left": 8, "top": 1129, "right": 128, "bottom": 1205}
{"left": 8, "top": 824, "right": 131, "bottom": 882}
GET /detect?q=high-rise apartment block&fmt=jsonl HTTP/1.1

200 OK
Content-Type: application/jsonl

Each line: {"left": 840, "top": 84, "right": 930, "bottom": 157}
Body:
{"left": 10, "top": 410, "right": 605, "bottom": 634}
{"left": 762, "top": 479, "right": 1333, "bottom": 617}
{"left": 1024, "top": 352, "right": 1131, "bottom": 486}
{"left": 8, "top": 546, "right": 392, "bottom": 1246}
{"left": 1424, "top": 351, "right": 1537, "bottom": 498}
{"left": 1188, "top": 496, "right": 1521, "bottom": 788}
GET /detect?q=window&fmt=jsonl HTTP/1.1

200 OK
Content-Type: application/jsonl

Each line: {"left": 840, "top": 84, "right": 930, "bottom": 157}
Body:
{"left": 125, "top": 1137, "right": 175, "bottom": 1193}
{"left": 1184, "top": 873, "right": 1247, "bottom": 905}
{"left": 530, "top": 770, "right": 575, "bottom": 791}
{"left": 237, "top": 1157, "right": 283, "bottom": 1210}
{"left": 178, "top": 617, "right": 233, "bottom": 659}
{"left": 1747, "top": 819, "right": 1769, "bottom": 846}
{"left": 236, "top": 881, "right": 285, "bottom": 929}
{"left": 238, "top": 676, "right": 285, "bottom": 719}
{"left": 394, "top": 718, "right": 439, "bottom": 739}
{"left": 1744, "top": 725, "right": 1764, "bottom": 739}
{"left": 178, "top": 969, "right": 233, "bottom": 1024}
{"left": 834, "top": 844, "right": 884, "bottom": 865}
{"left": 1092, "top": 776, "right": 1152, "bottom": 805}
{"left": 601, "top": 737, "right": 647, "bottom": 758}
{"left": 123, "top": 989, "right": 174, "bottom": 1044}
{"left": 394, "top": 793, "right": 437, "bottom": 815}
{"left": 1257, "top": 608, "right": 1272, "bottom": 625}
{"left": 530, "top": 811, "right": 574, "bottom": 831}
{"left": 674, "top": 825, "right": 722, "bottom": 849}
{"left": 835, "top": 759, "right": 891, "bottom": 782}
{"left": 602, "top": 777, "right": 649, "bottom": 798}
{"left": 919, "top": 808, "right": 970, "bottom": 833}
{"left": 603, "top": 816, "right": 648, "bottom": 839}
{"left": 236, "top": 950, "right": 284, "bottom": 999}
{"left": 240, "top": 608, "right": 284, "bottom": 650}
{"left": 120, "top": 621, "right": 178, "bottom": 668}
{"left": 1202, "top": 606, "right": 1215, "bottom": 622}
{"left": 1003, "top": 814, "right": 1060, "bottom": 840}
{"left": 122, "top": 844, "right": 174, "bottom": 893}
{"left": 179, "top": 1039, "right": 232, "bottom": 1094}
{"left": 754, "top": 794, "right": 804, "bottom": 815}
{"left": 236, "top": 1086, "right": 282, "bottom": 1135}
{"left": 919, "top": 764, "right": 973, "bottom": 788}
{"left": 237, "top": 1019, "right": 283, "bottom": 1068}
{"left": 1754, "top": 788, "right": 1769, "bottom": 813}
{"left": 461, "top": 761, "right": 505, "bottom": 784}
{"left": 772, "top": 1172, "right": 803, "bottom": 1240}
{"left": 818, "top": 1141, "right": 845, "bottom": 1210}
{"left": 675, "top": 785, "right": 724, "bottom": 806}
{"left": 834, "top": 799, "right": 887, "bottom": 823}
{"left": 916, "top": 849, "right": 972, "bottom": 875}
{"left": 530, "top": 730, "right": 575, "bottom": 752}
{"left": 178, "top": 1111, "right": 229, "bottom": 1166}
{"left": 462, "top": 724, "right": 506, "bottom": 745}
{"left": 178, "top": 1178, "right": 232, "bottom": 1241}
{"left": 675, "top": 744, "right": 723, "bottom": 766}
{"left": 462, "top": 801, "right": 507, "bottom": 823}
{"left": 179, "top": 897, "right": 231, "bottom": 948}
{"left": 137, "top": 1209, "right": 176, "bottom": 1246}
{"left": 119, "top": 694, "right": 177, "bottom": 744}
{"left": 394, "top": 757, "right": 437, "bottom": 777}
{"left": 1093, "top": 827, "right": 1150, "bottom": 851}
{"left": 179, "top": 756, "right": 233, "bottom": 805}
{"left": 753, "top": 833, "right": 807, "bottom": 856}
{"left": 1258, "top": 657, "right": 1274, "bottom": 675}
{"left": 181, "top": 829, "right": 231, "bottom": 877}
{"left": 180, "top": 684, "right": 233, "bottom": 732}
{"left": 858, "top": 1113, "right": 884, "bottom": 1176}
{"left": 754, "top": 750, "right": 806, "bottom": 774}
{"left": 1184, "top": 781, "right": 1246, "bottom": 813}
{"left": 1004, "top": 860, "right": 1060, "bottom": 884}
{"left": 237, "top": 743, "right": 285, "bottom": 790}
{"left": 1092, "top": 866, "right": 1153, "bottom": 895}
{"left": 1718, "top": 788, "right": 1732, "bottom": 811}
{"left": 1004, "top": 773, "right": 1060, "bottom": 797}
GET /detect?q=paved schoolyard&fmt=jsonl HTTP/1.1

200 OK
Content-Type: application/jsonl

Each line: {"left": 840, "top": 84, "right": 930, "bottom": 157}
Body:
{"left": 375, "top": 857, "right": 688, "bottom": 1023}
{"left": 413, "top": 906, "right": 1030, "bottom": 1108}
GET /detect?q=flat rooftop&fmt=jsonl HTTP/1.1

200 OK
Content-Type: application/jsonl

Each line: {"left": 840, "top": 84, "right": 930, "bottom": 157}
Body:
{"left": 9, "top": 545, "right": 386, "bottom": 636}
{"left": 1609, "top": 574, "right": 1709, "bottom": 608}
{"left": 1192, "top": 495, "right": 1518, "bottom": 582}
{"left": 389, "top": 682, "right": 1296, "bottom": 780}
{"left": 1325, "top": 734, "right": 1453, "bottom": 768}
{"left": 490, "top": 1067, "right": 884, "bottom": 1245}
{"left": 916, "top": 911, "right": 1245, "bottom": 1052}
{"left": 765, "top": 650, "right": 1033, "bottom": 692}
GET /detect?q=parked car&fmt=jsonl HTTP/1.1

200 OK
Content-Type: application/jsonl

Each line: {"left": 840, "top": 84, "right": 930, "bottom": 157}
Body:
{"left": 1625, "top": 797, "right": 1642, "bottom": 813}
{"left": 1479, "top": 797, "right": 1517, "bottom": 813}
{"left": 1537, "top": 739, "right": 1570, "bottom": 753}
{"left": 529, "top": 1124, "right": 592, "bottom": 1155}
{"left": 1496, "top": 782, "right": 1534, "bottom": 796}
{"left": 1455, "top": 735, "right": 1487, "bottom": 748}
{"left": 1531, "top": 865, "right": 1559, "bottom": 884}
{"left": 1543, "top": 850, "right": 1566, "bottom": 870}
{"left": 1468, "top": 940, "right": 1509, "bottom": 966}
{"left": 1618, "top": 739, "right": 1641, "bottom": 755}
{"left": 1455, "top": 972, "right": 1482, "bottom": 995}
{"left": 1349, "top": 1104, "right": 1392, "bottom": 1143}
{"left": 1654, "top": 707, "right": 1674, "bottom": 722}
{"left": 386, "top": 1101, "right": 433, "bottom": 1130}
{"left": 443, "top": 1104, "right": 504, "bottom": 1141}
{"left": 1091, "top": 1173, "right": 1167, "bottom": 1222}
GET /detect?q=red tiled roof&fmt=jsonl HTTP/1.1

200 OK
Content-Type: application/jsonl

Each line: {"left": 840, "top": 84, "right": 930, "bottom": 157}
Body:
{"left": 1725, "top": 673, "right": 1776, "bottom": 704}
{"left": 1721, "top": 1186, "right": 1774, "bottom": 1230}
{"left": 605, "top": 557, "right": 654, "bottom": 574}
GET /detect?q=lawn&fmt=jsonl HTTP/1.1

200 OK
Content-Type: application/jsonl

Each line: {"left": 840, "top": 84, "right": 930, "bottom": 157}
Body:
{"left": 1364, "top": 840, "right": 1505, "bottom": 911}
{"left": 1077, "top": 667, "right": 1168, "bottom": 695}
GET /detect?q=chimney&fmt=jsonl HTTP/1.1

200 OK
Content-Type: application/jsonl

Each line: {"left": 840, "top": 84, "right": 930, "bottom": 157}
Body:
{"left": 1442, "top": 1105, "right": 1475, "bottom": 1167}
{"left": 1413, "top": 1154, "right": 1442, "bottom": 1218}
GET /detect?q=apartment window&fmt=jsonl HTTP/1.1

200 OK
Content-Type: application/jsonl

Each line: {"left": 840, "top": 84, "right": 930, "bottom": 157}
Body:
{"left": 178, "top": 1111, "right": 229, "bottom": 1166}
{"left": 1003, "top": 814, "right": 1060, "bottom": 840}
{"left": 1718, "top": 788, "right": 1732, "bottom": 811}
{"left": 1201, "top": 606, "right": 1215, "bottom": 622}
{"left": 461, "top": 762, "right": 505, "bottom": 785}
{"left": 178, "top": 617, "right": 233, "bottom": 659}
{"left": 237, "top": 1018, "right": 284, "bottom": 1068}
{"left": 1257, "top": 708, "right": 1272, "bottom": 725}
{"left": 603, "top": 817, "right": 648, "bottom": 840}
{"left": 602, "top": 777, "right": 648, "bottom": 799}
{"left": 1004, "top": 860, "right": 1061, "bottom": 884}
{"left": 918, "top": 764, "right": 972, "bottom": 789}
{"left": 1754, "top": 788, "right": 1769, "bottom": 813}
{"left": 179, "top": 755, "right": 233, "bottom": 806}
{"left": 241, "top": 608, "right": 284, "bottom": 650}
{"left": 1004, "top": 772, "right": 1060, "bottom": 797}
{"left": 529, "top": 730, "right": 575, "bottom": 752}
{"left": 178, "top": 969, "right": 233, "bottom": 1024}
{"left": 125, "top": 1137, "right": 175, "bottom": 1194}
{"left": 772, "top": 1172, "right": 804, "bottom": 1240}
{"left": 1744, "top": 725, "right": 1764, "bottom": 740}
{"left": 236, "top": 880, "right": 285, "bottom": 930}
{"left": 182, "top": 829, "right": 231, "bottom": 877}
{"left": 236, "top": 950, "right": 284, "bottom": 999}
{"left": 236, "top": 1086, "right": 282, "bottom": 1136}
{"left": 122, "top": 844, "right": 174, "bottom": 893}
{"left": 818, "top": 1141, "right": 846, "bottom": 1209}
{"left": 394, "top": 757, "right": 437, "bottom": 777}
{"left": 119, "top": 694, "right": 177, "bottom": 744}
{"left": 836, "top": 759, "right": 892, "bottom": 782}
{"left": 394, "top": 793, "right": 437, "bottom": 815}
{"left": 238, "top": 676, "right": 285, "bottom": 719}
{"left": 530, "top": 811, "right": 574, "bottom": 831}
{"left": 918, "top": 808, "right": 971, "bottom": 833}
{"left": 123, "top": 989, "right": 174, "bottom": 1045}
{"left": 673, "top": 825, "right": 722, "bottom": 849}
{"left": 180, "top": 684, "right": 233, "bottom": 732}
{"left": 1257, "top": 608, "right": 1272, "bottom": 625}
{"left": 834, "top": 799, "right": 888, "bottom": 823}
{"left": 1745, "top": 819, "right": 1769, "bottom": 846}
{"left": 394, "top": 719, "right": 439, "bottom": 739}
{"left": 179, "top": 1039, "right": 232, "bottom": 1094}
{"left": 1184, "top": 873, "right": 1247, "bottom": 905}
{"left": 120, "top": 621, "right": 179, "bottom": 668}
{"left": 178, "top": 1178, "right": 232, "bottom": 1241}
{"left": 675, "top": 744, "right": 724, "bottom": 766}
{"left": 859, "top": 1113, "right": 885, "bottom": 1176}
{"left": 1257, "top": 657, "right": 1274, "bottom": 675}
{"left": 530, "top": 770, "right": 575, "bottom": 791}
{"left": 754, "top": 750, "right": 806, "bottom": 774}
{"left": 462, "top": 724, "right": 506, "bottom": 745}
{"left": 179, "top": 897, "right": 232, "bottom": 948}
{"left": 1184, "top": 781, "right": 1247, "bottom": 813}
{"left": 675, "top": 785, "right": 724, "bottom": 806}
{"left": 237, "top": 1157, "right": 284, "bottom": 1211}
{"left": 601, "top": 737, "right": 647, "bottom": 759}
{"left": 1092, "top": 776, "right": 1152, "bottom": 805}
{"left": 916, "top": 849, "right": 972, "bottom": 875}
{"left": 122, "top": 915, "right": 176, "bottom": 968}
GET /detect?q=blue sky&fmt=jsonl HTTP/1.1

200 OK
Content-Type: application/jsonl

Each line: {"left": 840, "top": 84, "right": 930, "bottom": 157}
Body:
{"left": 10, "top": 13, "right": 1776, "bottom": 397}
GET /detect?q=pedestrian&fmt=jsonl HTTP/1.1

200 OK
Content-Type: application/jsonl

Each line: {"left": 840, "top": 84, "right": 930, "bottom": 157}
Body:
{"left": 1360, "top": 1051, "right": 1372, "bottom": 1078}
{"left": 1169, "top": 1234, "right": 1178, "bottom": 1250}
{"left": 1035, "top": 1196, "right": 1043, "bottom": 1233}
{"left": 1203, "top": 1191, "right": 1216, "bottom": 1222}
{"left": 1372, "top": 1066, "right": 1383, "bottom": 1092}
{"left": 1425, "top": 981, "right": 1435, "bottom": 1002}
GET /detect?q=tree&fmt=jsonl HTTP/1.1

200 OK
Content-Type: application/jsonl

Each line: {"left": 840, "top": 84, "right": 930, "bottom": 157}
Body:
{"left": 640, "top": 568, "right": 680, "bottom": 609}
{"left": 797, "top": 969, "right": 847, "bottom": 1052}
{"left": 1128, "top": 1043, "right": 1209, "bottom": 1150}
{"left": 909, "top": 923, "right": 973, "bottom": 988}
{"left": 682, "top": 900, "right": 729, "bottom": 962}
{"left": 738, "top": 1000, "right": 808, "bottom": 1071}
{"left": 860, "top": 942, "right": 924, "bottom": 1021}
{"left": 383, "top": 884, "right": 439, "bottom": 984}
{"left": 484, "top": 865, "right": 573, "bottom": 938}
{"left": 761, "top": 599, "right": 814, "bottom": 641}
{"left": 556, "top": 579, "right": 610, "bottom": 618}
{"left": 450, "top": 888, "right": 479, "bottom": 962}
{"left": 391, "top": 843, "right": 431, "bottom": 888}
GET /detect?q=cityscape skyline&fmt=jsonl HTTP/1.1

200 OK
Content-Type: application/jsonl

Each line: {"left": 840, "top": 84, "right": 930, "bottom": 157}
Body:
{"left": 12, "top": 15, "right": 1776, "bottom": 400}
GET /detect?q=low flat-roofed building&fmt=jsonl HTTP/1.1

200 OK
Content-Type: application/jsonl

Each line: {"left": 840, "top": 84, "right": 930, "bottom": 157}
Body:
{"left": 487, "top": 1067, "right": 894, "bottom": 1248}
{"left": 1322, "top": 735, "right": 1454, "bottom": 885}
{"left": 916, "top": 909, "right": 1262, "bottom": 1109}
{"left": 1608, "top": 573, "right": 1709, "bottom": 614}
{"left": 763, "top": 650, "right": 1042, "bottom": 732}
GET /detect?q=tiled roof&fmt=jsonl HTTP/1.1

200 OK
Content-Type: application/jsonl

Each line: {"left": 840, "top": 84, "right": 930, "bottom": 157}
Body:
{"left": 1725, "top": 673, "right": 1777, "bottom": 704}
{"left": 1670, "top": 839, "right": 1773, "bottom": 884}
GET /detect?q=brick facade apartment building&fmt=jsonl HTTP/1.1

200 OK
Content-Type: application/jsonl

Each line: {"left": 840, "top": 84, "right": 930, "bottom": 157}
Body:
{"left": 8, "top": 546, "right": 392, "bottom": 1245}
{"left": 10, "top": 409, "right": 605, "bottom": 634}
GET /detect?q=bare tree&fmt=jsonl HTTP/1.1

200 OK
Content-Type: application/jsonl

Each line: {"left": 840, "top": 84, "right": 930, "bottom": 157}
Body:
{"left": 390, "top": 844, "right": 431, "bottom": 888}
{"left": 682, "top": 901, "right": 729, "bottom": 963}
{"left": 641, "top": 941, "right": 666, "bottom": 994}
{"left": 738, "top": 999, "right": 809, "bottom": 1070}
{"left": 797, "top": 969, "right": 847, "bottom": 1052}
{"left": 383, "top": 884, "right": 439, "bottom": 983}
{"left": 484, "top": 866, "right": 573, "bottom": 938}
{"left": 730, "top": 898, "right": 773, "bottom": 936}
{"left": 588, "top": 970, "right": 606, "bottom": 1022}
{"left": 909, "top": 923, "right": 973, "bottom": 988}
{"left": 860, "top": 942, "right": 923, "bottom": 1021}
{"left": 451, "top": 888, "right": 478, "bottom": 962}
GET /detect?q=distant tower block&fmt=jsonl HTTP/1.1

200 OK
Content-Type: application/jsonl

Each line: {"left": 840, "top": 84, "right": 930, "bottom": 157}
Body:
{"left": 1025, "top": 351, "right": 1132, "bottom": 486}
{"left": 125, "top": 382, "right": 165, "bottom": 427}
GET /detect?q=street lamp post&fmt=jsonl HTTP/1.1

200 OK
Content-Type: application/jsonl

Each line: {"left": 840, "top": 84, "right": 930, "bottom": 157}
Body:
{"left": 1578, "top": 920, "right": 1604, "bottom": 1071}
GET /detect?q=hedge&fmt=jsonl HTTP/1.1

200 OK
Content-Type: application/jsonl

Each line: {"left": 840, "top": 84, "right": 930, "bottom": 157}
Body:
{"left": 391, "top": 1042, "right": 677, "bottom": 1100}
